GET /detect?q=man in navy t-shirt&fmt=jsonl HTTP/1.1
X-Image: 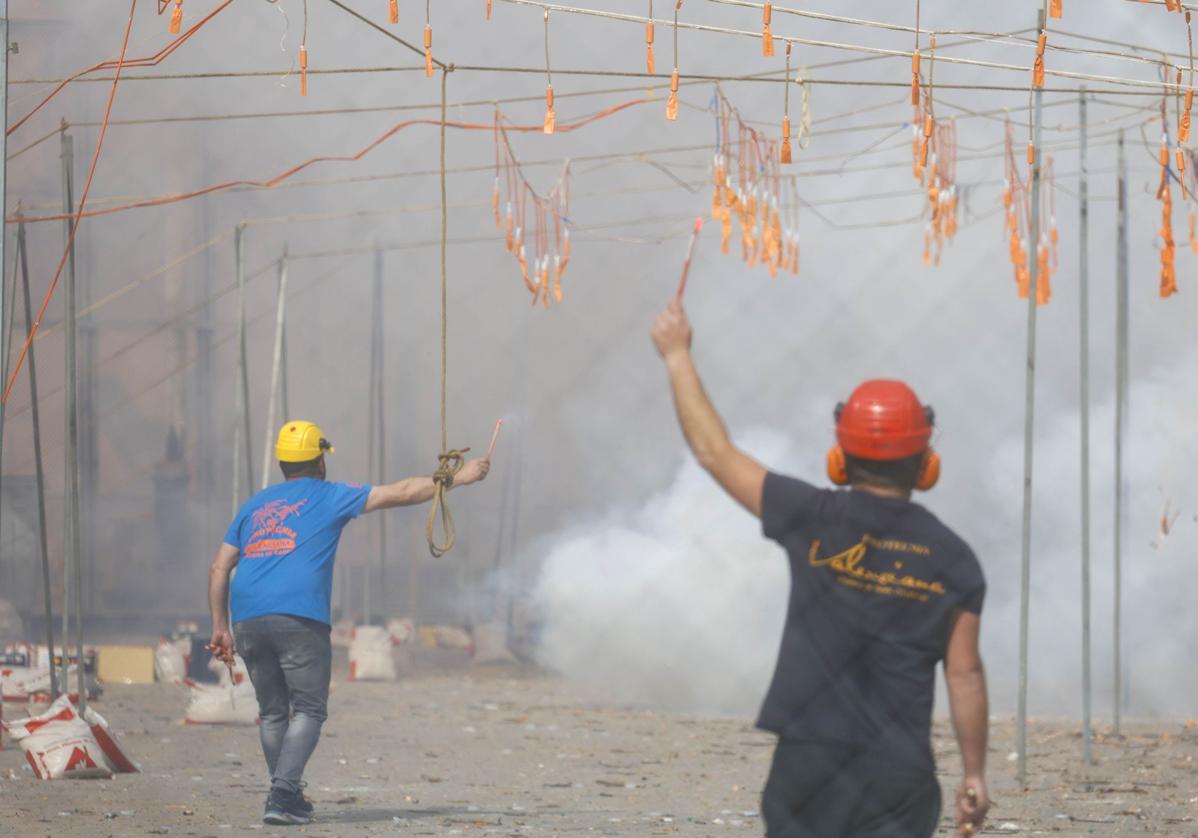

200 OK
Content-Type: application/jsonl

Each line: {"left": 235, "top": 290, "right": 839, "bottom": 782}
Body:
{"left": 208, "top": 421, "right": 490, "bottom": 825}
{"left": 651, "top": 302, "right": 990, "bottom": 838}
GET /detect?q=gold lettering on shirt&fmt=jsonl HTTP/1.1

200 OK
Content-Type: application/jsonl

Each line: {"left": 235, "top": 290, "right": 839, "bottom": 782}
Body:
{"left": 808, "top": 535, "right": 946, "bottom": 598}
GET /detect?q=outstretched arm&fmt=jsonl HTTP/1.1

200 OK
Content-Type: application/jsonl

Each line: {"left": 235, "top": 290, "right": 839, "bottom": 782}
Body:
{"left": 362, "top": 458, "right": 490, "bottom": 513}
{"left": 651, "top": 302, "right": 767, "bottom": 517}
{"left": 944, "top": 609, "right": 990, "bottom": 836}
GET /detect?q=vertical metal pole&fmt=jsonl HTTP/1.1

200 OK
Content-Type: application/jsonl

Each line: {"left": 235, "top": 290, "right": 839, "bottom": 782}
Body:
{"left": 0, "top": 224, "right": 16, "bottom": 600}
{"left": 374, "top": 247, "right": 387, "bottom": 618}
{"left": 231, "top": 224, "right": 247, "bottom": 515}
{"left": 1077, "top": 88, "right": 1093, "bottom": 766}
{"left": 1016, "top": 8, "right": 1045, "bottom": 789}
{"left": 260, "top": 251, "right": 288, "bottom": 490}
{"left": 17, "top": 223, "right": 58, "bottom": 700}
{"left": 61, "top": 129, "right": 85, "bottom": 712}
{"left": 364, "top": 251, "right": 378, "bottom": 626}
{"left": 0, "top": 0, "right": 8, "bottom": 373}
{"left": 58, "top": 130, "right": 73, "bottom": 663}
{"left": 1114, "top": 131, "right": 1129, "bottom": 736}
{"left": 238, "top": 229, "right": 254, "bottom": 497}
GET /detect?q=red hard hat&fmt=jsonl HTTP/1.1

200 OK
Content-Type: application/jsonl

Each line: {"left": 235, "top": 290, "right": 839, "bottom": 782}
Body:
{"left": 835, "top": 379, "right": 933, "bottom": 460}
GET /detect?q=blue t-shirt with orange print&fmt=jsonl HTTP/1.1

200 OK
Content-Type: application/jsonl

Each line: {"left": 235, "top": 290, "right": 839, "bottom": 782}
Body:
{"left": 224, "top": 477, "right": 372, "bottom": 625}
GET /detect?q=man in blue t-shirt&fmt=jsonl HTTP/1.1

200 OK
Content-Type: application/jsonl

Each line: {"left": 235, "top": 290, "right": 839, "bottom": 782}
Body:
{"left": 208, "top": 420, "right": 490, "bottom": 825}
{"left": 651, "top": 302, "right": 990, "bottom": 838}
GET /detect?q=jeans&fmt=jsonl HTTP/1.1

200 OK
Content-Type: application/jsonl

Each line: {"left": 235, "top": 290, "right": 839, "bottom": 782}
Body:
{"left": 233, "top": 614, "right": 331, "bottom": 794}
{"left": 762, "top": 739, "right": 941, "bottom": 838}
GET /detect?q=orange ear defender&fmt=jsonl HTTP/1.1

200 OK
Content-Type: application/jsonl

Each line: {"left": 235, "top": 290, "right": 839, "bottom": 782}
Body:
{"left": 916, "top": 449, "right": 940, "bottom": 491}
{"left": 826, "top": 445, "right": 849, "bottom": 486}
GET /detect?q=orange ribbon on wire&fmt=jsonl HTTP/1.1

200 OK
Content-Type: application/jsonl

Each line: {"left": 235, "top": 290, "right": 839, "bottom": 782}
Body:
{"left": 424, "top": 25, "right": 434, "bottom": 77}
{"left": 388, "top": 0, "right": 398, "bottom": 24}
{"left": 169, "top": 0, "right": 183, "bottom": 33}
{"left": 1033, "top": 30, "right": 1047, "bottom": 88}
{"left": 762, "top": 2, "right": 774, "bottom": 57}
{"left": 544, "top": 85, "right": 555, "bottom": 134}
{"left": 299, "top": 44, "right": 308, "bottom": 97}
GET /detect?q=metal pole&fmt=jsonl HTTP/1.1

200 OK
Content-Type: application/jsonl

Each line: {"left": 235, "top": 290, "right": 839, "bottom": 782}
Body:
{"left": 374, "top": 246, "right": 387, "bottom": 618}
{"left": 1077, "top": 88, "right": 1093, "bottom": 766}
{"left": 260, "top": 251, "right": 289, "bottom": 490}
{"left": 231, "top": 224, "right": 249, "bottom": 514}
{"left": 1016, "top": 8, "right": 1045, "bottom": 789}
{"left": 61, "top": 129, "right": 85, "bottom": 711}
{"left": 57, "top": 130, "right": 72, "bottom": 663}
{"left": 238, "top": 228, "right": 254, "bottom": 497}
{"left": 0, "top": 223, "right": 16, "bottom": 601}
{"left": 0, "top": 0, "right": 8, "bottom": 392}
{"left": 1114, "top": 131, "right": 1129, "bottom": 736}
{"left": 18, "top": 223, "right": 58, "bottom": 700}
{"left": 364, "top": 252, "right": 378, "bottom": 626}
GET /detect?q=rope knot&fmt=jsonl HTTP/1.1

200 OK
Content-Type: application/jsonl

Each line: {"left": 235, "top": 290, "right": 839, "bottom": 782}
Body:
{"left": 426, "top": 448, "right": 467, "bottom": 558}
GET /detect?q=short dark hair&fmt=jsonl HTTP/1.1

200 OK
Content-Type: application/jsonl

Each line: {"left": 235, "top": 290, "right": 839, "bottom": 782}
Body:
{"left": 279, "top": 455, "right": 324, "bottom": 479}
{"left": 844, "top": 453, "right": 923, "bottom": 493}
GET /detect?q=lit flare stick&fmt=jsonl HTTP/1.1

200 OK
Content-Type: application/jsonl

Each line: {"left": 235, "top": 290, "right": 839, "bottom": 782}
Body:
{"left": 675, "top": 217, "right": 704, "bottom": 304}
{"left": 486, "top": 418, "right": 504, "bottom": 460}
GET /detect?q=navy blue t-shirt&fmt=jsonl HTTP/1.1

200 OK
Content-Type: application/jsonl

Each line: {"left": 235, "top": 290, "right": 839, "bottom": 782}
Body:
{"left": 224, "top": 478, "right": 372, "bottom": 625}
{"left": 757, "top": 473, "right": 985, "bottom": 769}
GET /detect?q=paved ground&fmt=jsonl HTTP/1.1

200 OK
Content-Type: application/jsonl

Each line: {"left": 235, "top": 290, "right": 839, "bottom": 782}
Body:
{"left": 2, "top": 665, "right": 1196, "bottom": 836}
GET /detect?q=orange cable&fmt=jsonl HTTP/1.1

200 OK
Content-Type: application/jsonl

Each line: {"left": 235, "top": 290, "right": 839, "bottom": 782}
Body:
{"left": 7, "top": 0, "right": 233, "bottom": 137}
{"left": 3, "top": 0, "right": 139, "bottom": 405}
{"left": 12, "top": 98, "right": 654, "bottom": 226}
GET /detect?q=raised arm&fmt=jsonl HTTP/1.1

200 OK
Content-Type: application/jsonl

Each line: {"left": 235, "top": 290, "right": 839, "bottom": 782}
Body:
{"left": 944, "top": 608, "right": 990, "bottom": 836}
{"left": 651, "top": 302, "right": 767, "bottom": 517}
{"left": 208, "top": 542, "right": 240, "bottom": 664}
{"left": 361, "top": 458, "right": 490, "bottom": 514}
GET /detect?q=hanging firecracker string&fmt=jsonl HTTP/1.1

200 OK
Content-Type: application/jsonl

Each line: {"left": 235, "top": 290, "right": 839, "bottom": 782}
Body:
{"left": 1182, "top": 13, "right": 1195, "bottom": 144}
{"left": 646, "top": 0, "right": 656, "bottom": 74}
{"left": 780, "top": 43, "right": 792, "bottom": 164}
{"left": 543, "top": 11, "right": 556, "bottom": 134}
{"left": 1050, "top": 0, "right": 1062, "bottom": 19}
{"left": 169, "top": 0, "right": 183, "bottom": 34}
{"left": 707, "top": 88, "right": 796, "bottom": 280}
{"left": 762, "top": 2, "right": 774, "bottom": 57}
{"left": 667, "top": 0, "right": 683, "bottom": 121}
{"left": 388, "top": 0, "right": 398, "bottom": 25}
{"left": 299, "top": 0, "right": 309, "bottom": 97}
{"left": 1159, "top": 137, "right": 1178, "bottom": 297}
{"left": 911, "top": 0, "right": 921, "bottom": 106}
{"left": 487, "top": 0, "right": 492, "bottom": 21}
{"left": 1002, "top": 119, "right": 1054, "bottom": 304}
{"left": 1032, "top": 25, "right": 1047, "bottom": 89}
{"left": 424, "top": 0, "right": 434, "bottom": 78}
{"left": 492, "top": 112, "right": 574, "bottom": 307}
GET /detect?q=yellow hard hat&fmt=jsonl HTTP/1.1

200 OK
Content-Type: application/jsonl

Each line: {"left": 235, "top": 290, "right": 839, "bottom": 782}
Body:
{"left": 275, "top": 421, "right": 335, "bottom": 463}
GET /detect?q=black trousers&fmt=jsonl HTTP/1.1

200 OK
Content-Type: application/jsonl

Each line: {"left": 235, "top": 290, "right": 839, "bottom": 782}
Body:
{"left": 762, "top": 739, "right": 941, "bottom": 838}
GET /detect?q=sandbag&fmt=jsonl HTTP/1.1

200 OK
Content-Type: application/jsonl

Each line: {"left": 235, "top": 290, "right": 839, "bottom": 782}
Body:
{"left": 348, "top": 626, "right": 396, "bottom": 681}
{"left": 1, "top": 665, "right": 52, "bottom": 702}
{"left": 331, "top": 619, "right": 355, "bottom": 649}
{"left": 385, "top": 618, "right": 416, "bottom": 646}
{"left": 471, "top": 621, "right": 517, "bottom": 665}
{"left": 3, "top": 695, "right": 137, "bottom": 780}
{"left": 431, "top": 625, "right": 473, "bottom": 651}
{"left": 154, "top": 638, "right": 189, "bottom": 684}
{"left": 183, "top": 679, "right": 258, "bottom": 725}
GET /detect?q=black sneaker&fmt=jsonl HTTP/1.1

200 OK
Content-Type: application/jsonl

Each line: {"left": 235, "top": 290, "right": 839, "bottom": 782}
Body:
{"left": 294, "top": 783, "right": 315, "bottom": 817}
{"left": 263, "top": 786, "right": 313, "bottom": 825}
